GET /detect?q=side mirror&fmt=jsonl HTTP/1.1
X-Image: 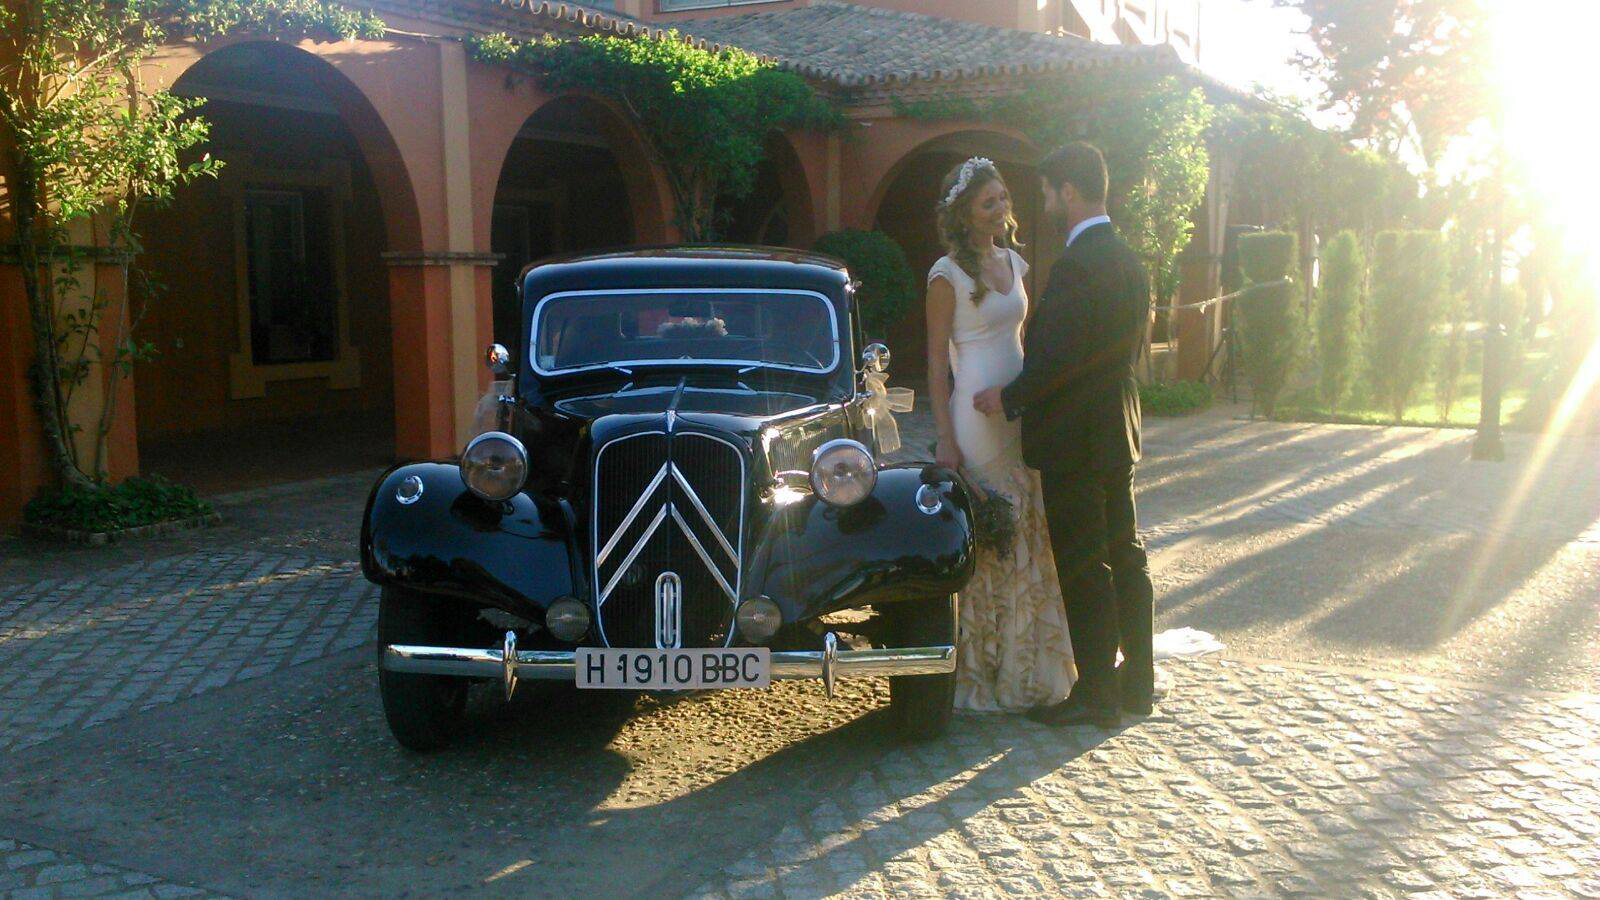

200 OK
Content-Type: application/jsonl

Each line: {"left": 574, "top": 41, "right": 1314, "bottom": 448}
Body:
{"left": 862, "top": 342, "right": 890, "bottom": 374}
{"left": 486, "top": 343, "right": 512, "bottom": 378}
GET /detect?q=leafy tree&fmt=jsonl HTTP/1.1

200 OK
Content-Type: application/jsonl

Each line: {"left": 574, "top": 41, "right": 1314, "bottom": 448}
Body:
{"left": 811, "top": 229, "right": 915, "bottom": 340}
{"left": 1, "top": 0, "right": 382, "bottom": 489}
{"left": 1273, "top": 0, "right": 1493, "bottom": 165}
{"left": 1235, "top": 231, "right": 1302, "bottom": 418}
{"left": 1367, "top": 230, "right": 1448, "bottom": 421}
{"left": 1317, "top": 230, "right": 1364, "bottom": 412}
{"left": 471, "top": 31, "right": 840, "bottom": 242}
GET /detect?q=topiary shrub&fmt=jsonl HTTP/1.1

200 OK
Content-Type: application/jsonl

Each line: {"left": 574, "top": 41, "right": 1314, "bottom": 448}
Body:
{"left": 1368, "top": 230, "right": 1448, "bottom": 421}
{"left": 1235, "top": 231, "right": 1302, "bottom": 418}
{"left": 1317, "top": 230, "right": 1365, "bottom": 413}
{"left": 812, "top": 229, "right": 916, "bottom": 340}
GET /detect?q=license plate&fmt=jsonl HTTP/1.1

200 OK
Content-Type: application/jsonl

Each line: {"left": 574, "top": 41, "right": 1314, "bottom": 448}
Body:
{"left": 575, "top": 647, "right": 771, "bottom": 690}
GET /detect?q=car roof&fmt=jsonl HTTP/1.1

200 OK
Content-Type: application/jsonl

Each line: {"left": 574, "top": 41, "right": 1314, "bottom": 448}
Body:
{"left": 537, "top": 244, "right": 849, "bottom": 271}
{"left": 520, "top": 245, "right": 853, "bottom": 299}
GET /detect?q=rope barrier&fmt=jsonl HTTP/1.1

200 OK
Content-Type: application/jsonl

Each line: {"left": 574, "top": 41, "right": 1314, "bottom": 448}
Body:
{"left": 1164, "top": 277, "right": 1293, "bottom": 313}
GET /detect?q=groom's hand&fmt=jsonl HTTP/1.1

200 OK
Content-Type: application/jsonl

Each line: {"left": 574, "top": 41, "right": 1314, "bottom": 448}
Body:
{"left": 972, "top": 387, "right": 1004, "bottom": 415}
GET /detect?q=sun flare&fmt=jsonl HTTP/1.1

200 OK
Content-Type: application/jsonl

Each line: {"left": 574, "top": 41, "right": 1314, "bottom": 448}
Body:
{"left": 1491, "top": 0, "right": 1600, "bottom": 286}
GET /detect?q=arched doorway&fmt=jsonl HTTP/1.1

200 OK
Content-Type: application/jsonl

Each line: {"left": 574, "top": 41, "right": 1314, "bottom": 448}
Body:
{"left": 723, "top": 133, "right": 818, "bottom": 249}
{"left": 487, "top": 96, "right": 645, "bottom": 348}
{"left": 868, "top": 130, "right": 1040, "bottom": 386}
{"left": 132, "top": 41, "right": 417, "bottom": 493}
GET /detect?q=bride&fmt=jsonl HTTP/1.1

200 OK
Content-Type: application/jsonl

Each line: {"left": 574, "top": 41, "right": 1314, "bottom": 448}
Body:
{"left": 925, "top": 157, "right": 1076, "bottom": 712}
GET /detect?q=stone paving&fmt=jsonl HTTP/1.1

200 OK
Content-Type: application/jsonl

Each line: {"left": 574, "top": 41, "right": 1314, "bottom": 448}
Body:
{"left": 1, "top": 407, "right": 1597, "bottom": 897}
{"left": 0, "top": 838, "right": 217, "bottom": 899}
{"left": 0, "top": 550, "right": 375, "bottom": 753}
{"left": 700, "top": 658, "right": 1600, "bottom": 898}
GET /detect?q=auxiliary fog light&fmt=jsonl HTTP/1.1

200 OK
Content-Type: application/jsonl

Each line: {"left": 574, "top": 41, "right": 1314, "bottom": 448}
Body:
{"left": 736, "top": 596, "right": 783, "bottom": 643}
{"left": 544, "top": 597, "right": 591, "bottom": 642}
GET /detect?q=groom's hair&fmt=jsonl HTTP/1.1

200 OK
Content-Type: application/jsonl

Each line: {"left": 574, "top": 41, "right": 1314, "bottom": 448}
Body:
{"left": 1039, "top": 142, "right": 1108, "bottom": 203}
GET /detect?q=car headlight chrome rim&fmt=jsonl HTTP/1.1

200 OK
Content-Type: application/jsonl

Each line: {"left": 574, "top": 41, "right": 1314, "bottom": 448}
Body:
{"left": 809, "top": 438, "right": 877, "bottom": 507}
{"left": 460, "top": 431, "right": 529, "bottom": 502}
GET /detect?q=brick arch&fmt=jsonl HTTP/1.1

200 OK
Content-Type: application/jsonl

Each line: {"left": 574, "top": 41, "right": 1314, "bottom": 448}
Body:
{"left": 847, "top": 123, "right": 1042, "bottom": 384}
{"left": 469, "top": 80, "right": 676, "bottom": 248}
{"left": 860, "top": 125, "right": 1038, "bottom": 230}
{"left": 151, "top": 36, "right": 428, "bottom": 253}
{"left": 145, "top": 36, "right": 452, "bottom": 457}
{"left": 764, "top": 131, "right": 821, "bottom": 247}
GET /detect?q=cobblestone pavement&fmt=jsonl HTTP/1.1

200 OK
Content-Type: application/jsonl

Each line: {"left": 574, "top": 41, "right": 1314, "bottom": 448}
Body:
{"left": 697, "top": 658, "right": 1600, "bottom": 898}
{"left": 0, "top": 838, "right": 217, "bottom": 899}
{"left": 2, "top": 406, "right": 1597, "bottom": 897}
{"left": 0, "top": 551, "right": 375, "bottom": 753}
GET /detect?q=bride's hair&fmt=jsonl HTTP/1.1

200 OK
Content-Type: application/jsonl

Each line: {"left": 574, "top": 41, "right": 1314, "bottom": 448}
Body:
{"left": 936, "top": 158, "right": 1022, "bottom": 304}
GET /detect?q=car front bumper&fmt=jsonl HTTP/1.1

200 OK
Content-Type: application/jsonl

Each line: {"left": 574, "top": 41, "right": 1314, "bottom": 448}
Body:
{"left": 380, "top": 631, "right": 955, "bottom": 699}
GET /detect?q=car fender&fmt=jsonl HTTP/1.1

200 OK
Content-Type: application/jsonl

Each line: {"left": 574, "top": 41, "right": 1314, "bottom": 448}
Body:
{"left": 361, "top": 463, "right": 577, "bottom": 620}
{"left": 745, "top": 465, "right": 976, "bottom": 623}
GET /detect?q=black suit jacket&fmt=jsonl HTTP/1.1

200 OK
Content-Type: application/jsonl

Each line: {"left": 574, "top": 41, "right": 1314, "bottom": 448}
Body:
{"left": 1001, "top": 222, "right": 1149, "bottom": 473}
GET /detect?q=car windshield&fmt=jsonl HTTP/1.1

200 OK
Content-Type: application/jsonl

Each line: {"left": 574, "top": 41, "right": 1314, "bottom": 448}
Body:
{"left": 532, "top": 289, "right": 839, "bottom": 375}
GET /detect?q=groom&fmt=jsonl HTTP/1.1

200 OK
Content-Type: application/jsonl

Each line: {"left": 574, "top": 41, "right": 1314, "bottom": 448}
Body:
{"left": 973, "top": 142, "right": 1155, "bottom": 729}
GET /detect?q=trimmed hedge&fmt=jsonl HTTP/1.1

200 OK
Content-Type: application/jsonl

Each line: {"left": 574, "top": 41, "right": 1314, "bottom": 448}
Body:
{"left": 813, "top": 229, "right": 916, "bottom": 339}
{"left": 1317, "top": 230, "right": 1365, "bottom": 412}
{"left": 1368, "top": 230, "right": 1448, "bottom": 421}
{"left": 1235, "top": 231, "right": 1302, "bottom": 418}
{"left": 24, "top": 475, "right": 213, "bottom": 534}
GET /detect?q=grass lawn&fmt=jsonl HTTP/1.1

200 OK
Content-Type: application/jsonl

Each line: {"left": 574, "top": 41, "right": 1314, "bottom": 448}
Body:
{"left": 1270, "top": 330, "right": 1549, "bottom": 430}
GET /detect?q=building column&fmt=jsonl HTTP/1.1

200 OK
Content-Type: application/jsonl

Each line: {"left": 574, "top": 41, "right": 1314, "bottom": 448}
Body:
{"left": 0, "top": 260, "right": 47, "bottom": 526}
{"left": 439, "top": 40, "right": 488, "bottom": 447}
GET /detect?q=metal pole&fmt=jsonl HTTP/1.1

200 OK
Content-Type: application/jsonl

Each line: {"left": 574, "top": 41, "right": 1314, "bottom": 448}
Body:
{"left": 1472, "top": 130, "right": 1507, "bottom": 461}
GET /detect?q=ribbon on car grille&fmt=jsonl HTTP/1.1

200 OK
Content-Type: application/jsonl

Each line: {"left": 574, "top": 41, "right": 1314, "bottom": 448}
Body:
{"left": 863, "top": 370, "right": 915, "bottom": 454}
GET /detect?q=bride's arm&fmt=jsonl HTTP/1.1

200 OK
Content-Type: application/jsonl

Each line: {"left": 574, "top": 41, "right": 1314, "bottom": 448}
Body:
{"left": 926, "top": 275, "right": 962, "bottom": 471}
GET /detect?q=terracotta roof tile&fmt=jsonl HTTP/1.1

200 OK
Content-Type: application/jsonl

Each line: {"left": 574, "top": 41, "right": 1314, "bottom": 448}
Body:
{"left": 667, "top": 1, "right": 1181, "bottom": 86}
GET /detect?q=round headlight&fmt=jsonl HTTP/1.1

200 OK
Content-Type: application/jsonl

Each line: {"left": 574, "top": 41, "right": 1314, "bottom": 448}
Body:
{"left": 460, "top": 431, "right": 528, "bottom": 502}
{"left": 544, "top": 597, "right": 591, "bottom": 642}
{"left": 735, "top": 596, "right": 783, "bottom": 644}
{"left": 810, "top": 439, "right": 877, "bottom": 507}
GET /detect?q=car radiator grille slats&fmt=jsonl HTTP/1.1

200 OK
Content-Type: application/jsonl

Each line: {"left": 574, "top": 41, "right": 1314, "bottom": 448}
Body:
{"left": 593, "top": 431, "right": 743, "bottom": 648}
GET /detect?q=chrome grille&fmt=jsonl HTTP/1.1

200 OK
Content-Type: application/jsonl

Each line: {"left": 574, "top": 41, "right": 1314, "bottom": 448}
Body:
{"left": 593, "top": 431, "right": 744, "bottom": 648}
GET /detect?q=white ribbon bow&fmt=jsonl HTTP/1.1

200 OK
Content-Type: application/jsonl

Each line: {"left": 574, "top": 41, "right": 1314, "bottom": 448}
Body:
{"left": 863, "top": 370, "right": 915, "bottom": 454}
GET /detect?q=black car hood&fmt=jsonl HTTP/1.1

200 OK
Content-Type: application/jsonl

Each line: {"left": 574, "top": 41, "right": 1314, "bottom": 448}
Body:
{"left": 552, "top": 383, "right": 823, "bottom": 423}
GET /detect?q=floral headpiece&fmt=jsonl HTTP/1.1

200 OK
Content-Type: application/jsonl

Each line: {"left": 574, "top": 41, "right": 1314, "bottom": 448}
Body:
{"left": 941, "top": 157, "right": 995, "bottom": 208}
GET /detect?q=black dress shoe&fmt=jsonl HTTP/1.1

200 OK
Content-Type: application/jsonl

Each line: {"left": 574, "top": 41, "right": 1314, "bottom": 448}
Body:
{"left": 1027, "top": 699, "right": 1121, "bottom": 729}
{"left": 1116, "top": 665, "right": 1156, "bottom": 716}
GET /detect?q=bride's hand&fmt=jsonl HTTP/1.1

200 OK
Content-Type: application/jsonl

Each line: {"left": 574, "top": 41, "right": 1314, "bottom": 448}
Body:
{"left": 935, "top": 437, "right": 963, "bottom": 471}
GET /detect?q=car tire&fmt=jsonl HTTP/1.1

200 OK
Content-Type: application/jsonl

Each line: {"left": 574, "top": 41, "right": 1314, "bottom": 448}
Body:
{"left": 377, "top": 586, "right": 470, "bottom": 752}
{"left": 884, "top": 594, "right": 957, "bottom": 742}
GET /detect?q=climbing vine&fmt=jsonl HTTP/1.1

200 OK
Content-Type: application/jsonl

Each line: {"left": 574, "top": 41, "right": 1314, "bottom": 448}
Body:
{"left": 470, "top": 30, "right": 842, "bottom": 242}
{"left": 0, "top": 0, "right": 385, "bottom": 491}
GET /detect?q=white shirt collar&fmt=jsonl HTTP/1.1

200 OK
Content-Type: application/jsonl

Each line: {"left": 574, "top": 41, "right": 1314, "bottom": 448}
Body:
{"left": 1065, "top": 214, "right": 1112, "bottom": 249}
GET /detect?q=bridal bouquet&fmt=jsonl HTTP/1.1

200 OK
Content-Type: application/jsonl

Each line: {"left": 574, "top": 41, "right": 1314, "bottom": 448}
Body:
{"left": 969, "top": 484, "right": 1017, "bottom": 557}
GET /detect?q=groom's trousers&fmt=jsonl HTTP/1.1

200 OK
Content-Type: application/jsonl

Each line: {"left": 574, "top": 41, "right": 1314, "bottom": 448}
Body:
{"left": 1039, "top": 463, "right": 1154, "bottom": 709}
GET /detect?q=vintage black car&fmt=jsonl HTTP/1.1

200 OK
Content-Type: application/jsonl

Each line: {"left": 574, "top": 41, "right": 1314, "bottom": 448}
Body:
{"left": 360, "top": 246, "right": 977, "bottom": 750}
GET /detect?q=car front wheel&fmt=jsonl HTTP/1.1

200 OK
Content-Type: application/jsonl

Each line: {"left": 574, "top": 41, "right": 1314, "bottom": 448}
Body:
{"left": 882, "top": 594, "right": 957, "bottom": 741}
{"left": 377, "top": 586, "right": 471, "bottom": 752}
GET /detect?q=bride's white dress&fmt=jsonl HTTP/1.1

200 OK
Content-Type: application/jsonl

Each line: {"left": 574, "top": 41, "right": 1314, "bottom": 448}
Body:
{"left": 930, "top": 250, "right": 1077, "bottom": 712}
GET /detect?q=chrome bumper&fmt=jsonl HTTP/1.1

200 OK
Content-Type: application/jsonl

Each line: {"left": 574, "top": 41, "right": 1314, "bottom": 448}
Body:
{"left": 380, "top": 631, "right": 955, "bottom": 699}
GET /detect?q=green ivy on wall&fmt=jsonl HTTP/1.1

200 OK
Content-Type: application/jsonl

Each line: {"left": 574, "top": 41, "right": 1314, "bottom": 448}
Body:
{"left": 471, "top": 30, "right": 842, "bottom": 242}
